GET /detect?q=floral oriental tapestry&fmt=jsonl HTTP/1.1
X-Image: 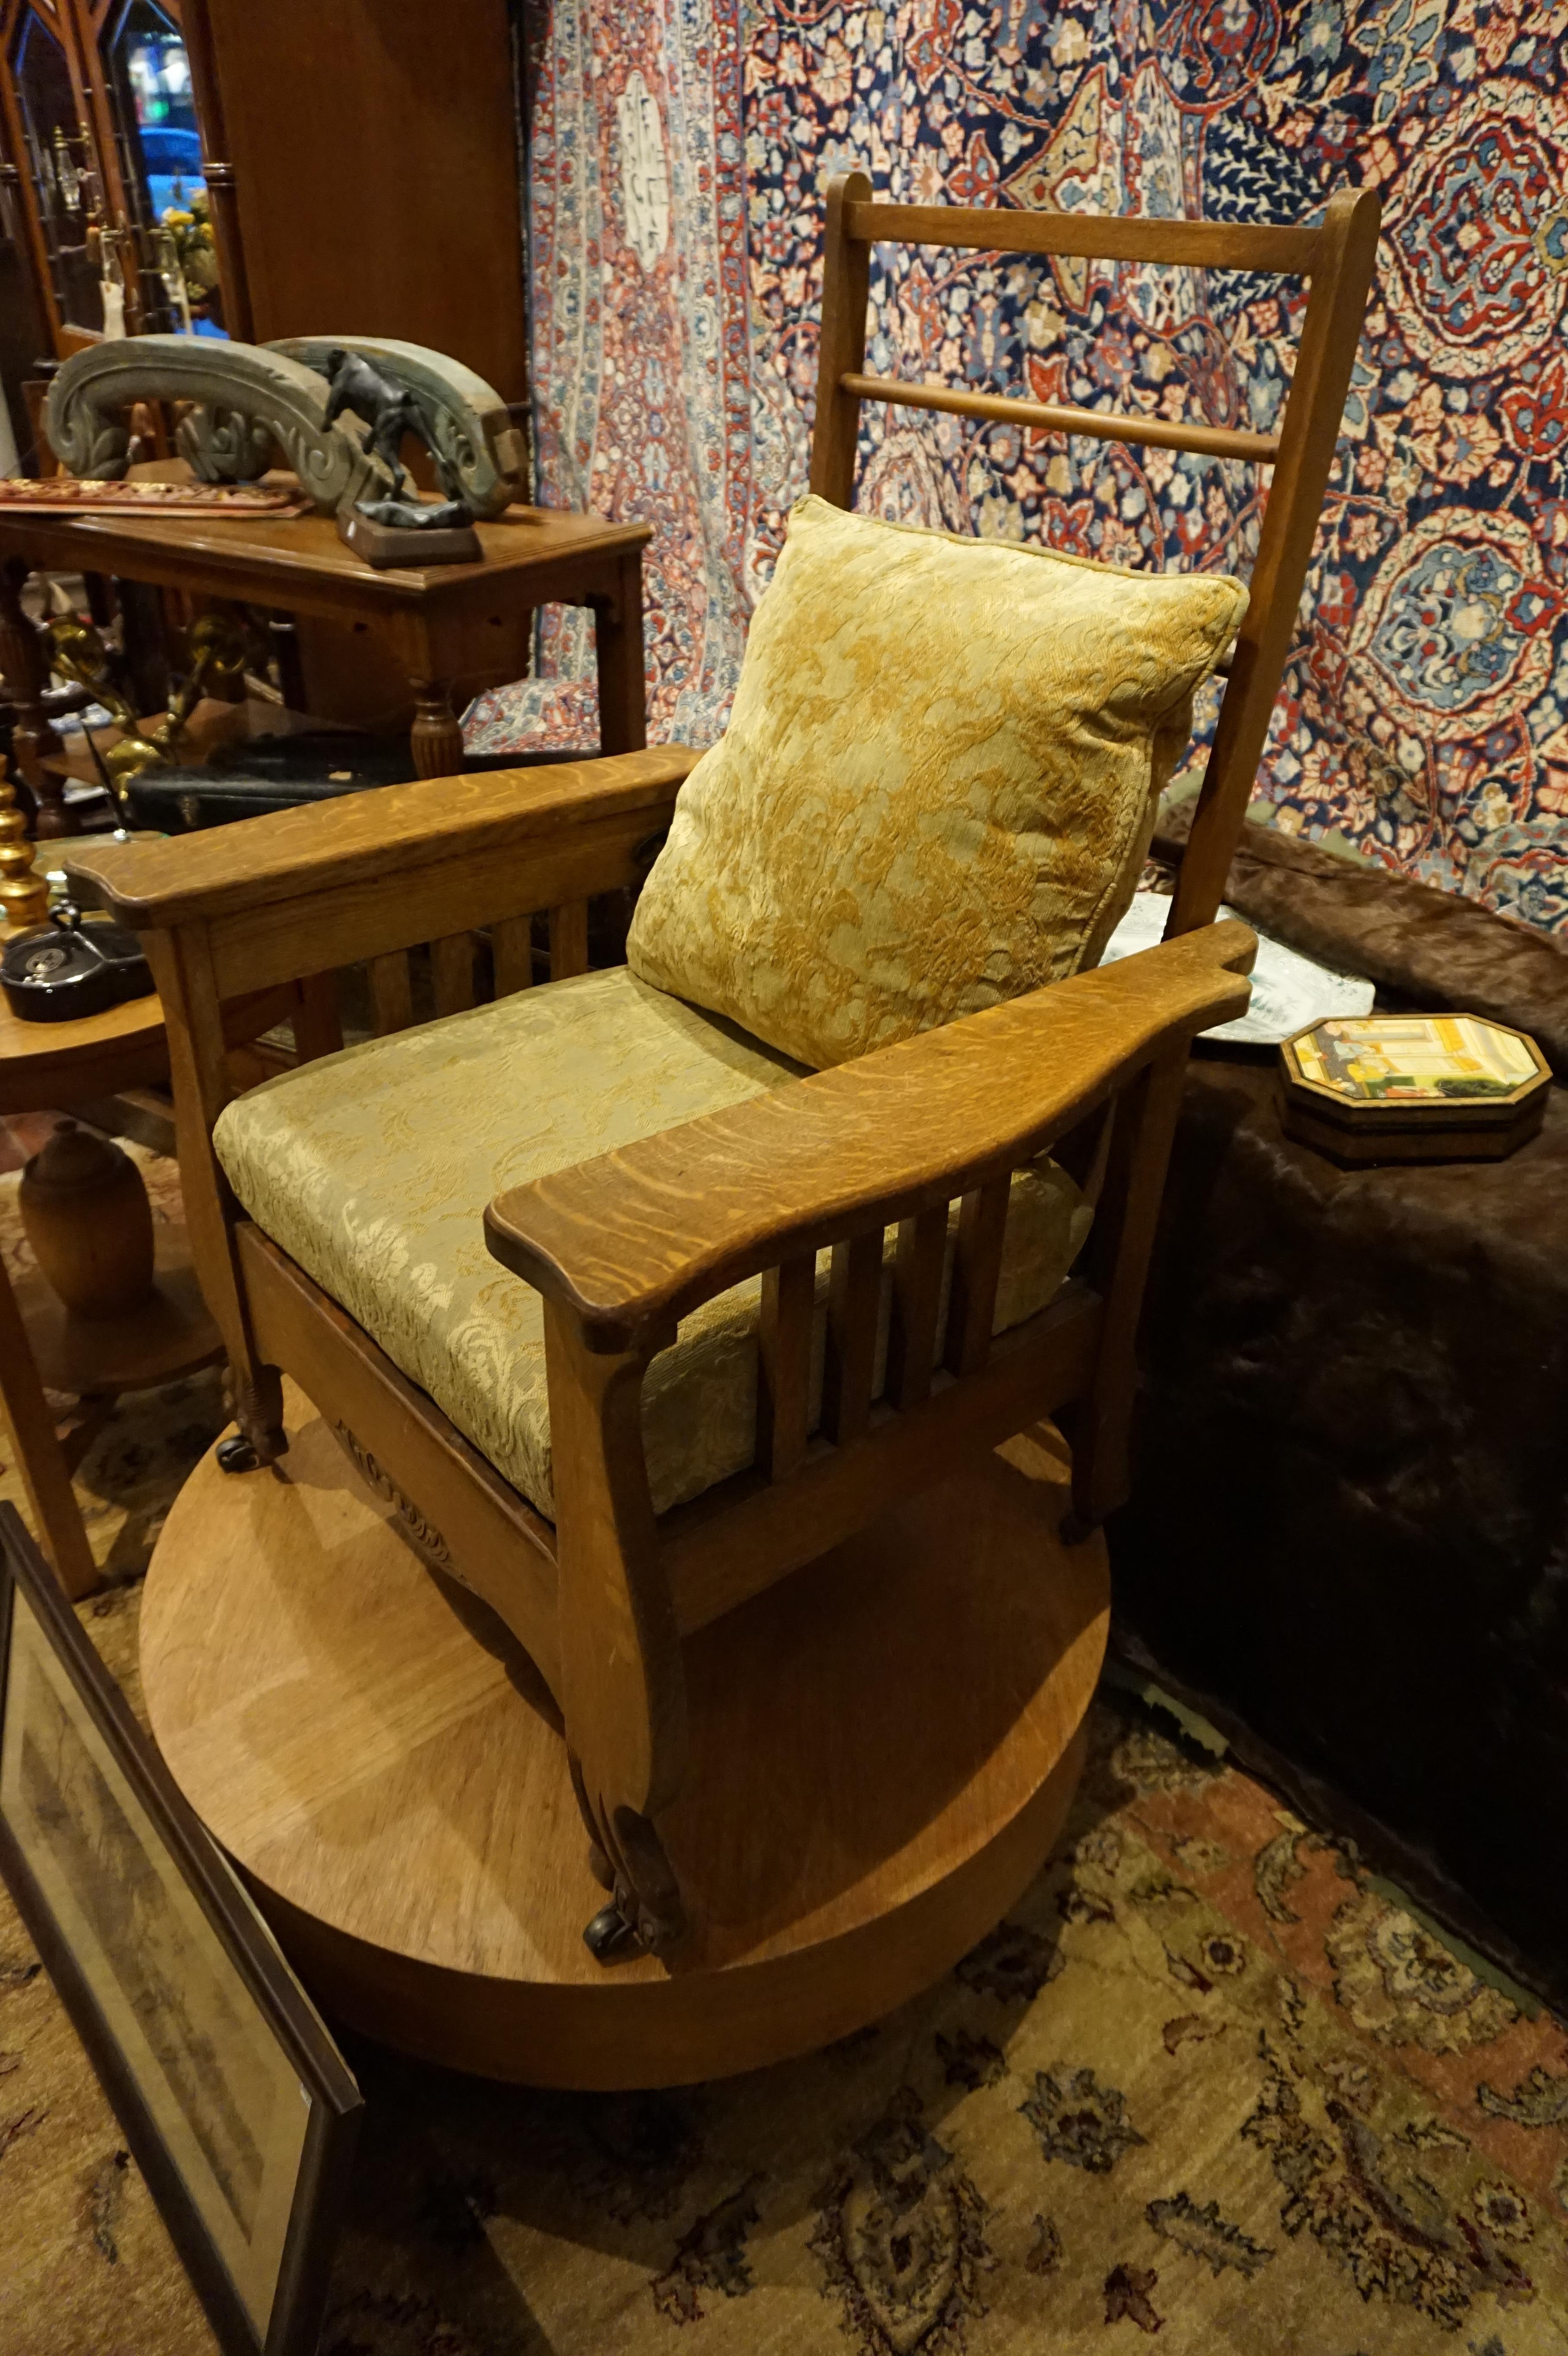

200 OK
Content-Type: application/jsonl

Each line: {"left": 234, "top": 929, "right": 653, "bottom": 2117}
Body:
{"left": 465, "top": 0, "right": 1568, "bottom": 932}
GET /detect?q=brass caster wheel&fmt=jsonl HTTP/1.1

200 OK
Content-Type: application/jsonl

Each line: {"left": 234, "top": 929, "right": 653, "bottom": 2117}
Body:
{"left": 582, "top": 1902, "right": 638, "bottom": 1963}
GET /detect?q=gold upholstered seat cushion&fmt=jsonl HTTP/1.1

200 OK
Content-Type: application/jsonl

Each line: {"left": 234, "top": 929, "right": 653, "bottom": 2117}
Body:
{"left": 213, "top": 966, "right": 1091, "bottom": 1521}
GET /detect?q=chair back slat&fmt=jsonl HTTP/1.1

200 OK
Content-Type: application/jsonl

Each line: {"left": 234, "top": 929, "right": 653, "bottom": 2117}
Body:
{"left": 292, "top": 970, "right": 343, "bottom": 1062}
{"left": 549, "top": 900, "right": 590, "bottom": 981}
{"left": 431, "top": 932, "right": 477, "bottom": 1017}
{"left": 810, "top": 172, "right": 1381, "bottom": 944}
{"left": 492, "top": 913, "right": 537, "bottom": 998}
{"left": 887, "top": 1205, "right": 947, "bottom": 1412}
{"left": 822, "top": 1230, "right": 883, "bottom": 1446}
{"left": 369, "top": 949, "right": 415, "bottom": 1037}
{"left": 758, "top": 1255, "right": 815, "bottom": 1481}
{"left": 842, "top": 199, "right": 1321, "bottom": 275}
{"left": 841, "top": 372, "right": 1280, "bottom": 466}
{"left": 943, "top": 1179, "right": 1011, "bottom": 1380}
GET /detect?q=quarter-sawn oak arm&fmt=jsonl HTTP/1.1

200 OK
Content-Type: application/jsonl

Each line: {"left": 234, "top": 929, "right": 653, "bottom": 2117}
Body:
{"left": 64, "top": 747, "right": 700, "bottom": 930}
{"left": 486, "top": 917, "right": 1255, "bottom": 1352}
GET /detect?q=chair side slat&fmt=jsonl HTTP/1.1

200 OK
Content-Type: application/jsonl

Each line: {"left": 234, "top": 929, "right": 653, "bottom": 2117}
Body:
{"left": 823, "top": 1229, "right": 882, "bottom": 1446}
{"left": 758, "top": 1255, "right": 815, "bottom": 1482}
{"left": 887, "top": 1205, "right": 947, "bottom": 1411}
{"left": 943, "top": 1179, "right": 1010, "bottom": 1379}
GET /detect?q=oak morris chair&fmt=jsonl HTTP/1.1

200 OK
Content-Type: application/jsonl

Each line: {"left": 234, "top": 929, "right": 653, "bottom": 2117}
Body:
{"left": 71, "top": 180, "right": 1380, "bottom": 1962}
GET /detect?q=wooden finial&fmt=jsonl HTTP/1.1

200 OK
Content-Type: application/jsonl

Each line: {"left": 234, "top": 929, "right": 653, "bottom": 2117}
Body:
{"left": 0, "top": 766, "right": 50, "bottom": 930}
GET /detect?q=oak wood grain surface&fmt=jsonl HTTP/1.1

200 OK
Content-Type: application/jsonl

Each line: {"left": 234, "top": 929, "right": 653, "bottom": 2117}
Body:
{"left": 484, "top": 918, "right": 1255, "bottom": 1345}
{"left": 67, "top": 749, "right": 699, "bottom": 928}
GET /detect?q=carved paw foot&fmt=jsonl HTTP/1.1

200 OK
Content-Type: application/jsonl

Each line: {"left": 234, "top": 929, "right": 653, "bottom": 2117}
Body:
{"left": 217, "top": 1434, "right": 260, "bottom": 1474}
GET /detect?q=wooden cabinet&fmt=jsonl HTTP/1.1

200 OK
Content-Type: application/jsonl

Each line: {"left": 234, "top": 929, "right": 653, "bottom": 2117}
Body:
{"left": 0, "top": 0, "right": 527, "bottom": 398}
{"left": 191, "top": 0, "right": 528, "bottom": 399}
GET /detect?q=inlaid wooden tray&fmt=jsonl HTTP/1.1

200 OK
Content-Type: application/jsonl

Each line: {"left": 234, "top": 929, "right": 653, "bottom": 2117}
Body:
{"left": 0, "top": 478, "right": 309, "bottom": 516}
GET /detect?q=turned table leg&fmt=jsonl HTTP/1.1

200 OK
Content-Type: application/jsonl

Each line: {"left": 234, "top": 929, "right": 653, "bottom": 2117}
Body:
{"left": 409, "top": 678, "right": 465, "bottom": 778}
{"left": 0, "top": 767, "right": 49, "bottom": 928}
{"left": 0, "top": 1253, "right": 97, "bottom": 1600}
{"left": 0, "top": 559, "right": 68, "bottom": 836}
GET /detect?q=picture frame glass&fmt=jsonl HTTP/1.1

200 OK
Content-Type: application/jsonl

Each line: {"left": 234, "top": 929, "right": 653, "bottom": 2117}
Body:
{"left": 0, "top": 1587, "right": 313, "bottom": 2339}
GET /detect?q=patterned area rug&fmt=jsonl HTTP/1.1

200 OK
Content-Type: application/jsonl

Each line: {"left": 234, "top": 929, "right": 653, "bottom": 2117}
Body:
{"left": 472, "top": 0, "right": 1568, "bottom": 932}
{"left": 4, "top": 1162, "right": 1568, "bottom": 2354}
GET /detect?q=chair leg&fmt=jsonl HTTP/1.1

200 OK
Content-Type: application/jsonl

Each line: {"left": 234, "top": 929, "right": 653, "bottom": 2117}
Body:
{"left": 546, "top": 1305, "right": 693, "bottom": 1961}
{"left": 570, "top": 1749, "right": 688, "bottom": 1960}
{"left": 217, "top": 1360, "right": 288, "bottom": 1473}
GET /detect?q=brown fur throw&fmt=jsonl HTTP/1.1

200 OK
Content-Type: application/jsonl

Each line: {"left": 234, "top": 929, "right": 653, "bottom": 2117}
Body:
{"left": 1116, "top": 817, "right": 1568, "bottom": 1995}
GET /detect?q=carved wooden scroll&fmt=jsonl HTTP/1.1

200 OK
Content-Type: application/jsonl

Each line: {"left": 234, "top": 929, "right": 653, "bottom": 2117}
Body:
{"left": 42, "top": 334, "right": 527, "bottom": 518}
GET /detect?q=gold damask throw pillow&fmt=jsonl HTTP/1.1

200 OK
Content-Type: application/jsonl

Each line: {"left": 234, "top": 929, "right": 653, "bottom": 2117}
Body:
{"left": 627, "top": 494, "right": 1247, "bottom": 1068}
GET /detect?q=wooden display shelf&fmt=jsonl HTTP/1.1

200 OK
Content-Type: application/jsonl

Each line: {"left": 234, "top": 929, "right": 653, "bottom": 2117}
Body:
{"left": 16, "top": 1221, "right": 221, "bottom": 1400}
{"left": 140, "top": 1384, "right": 1108, "bottom": 2090}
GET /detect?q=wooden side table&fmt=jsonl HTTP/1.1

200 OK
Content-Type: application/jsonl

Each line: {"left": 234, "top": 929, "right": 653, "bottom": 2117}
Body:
{"left": 0, "top": 500, "right": 651, "bottom": 836}
{"left": 0, "top": 974, "right": 299, "bottom": 1596}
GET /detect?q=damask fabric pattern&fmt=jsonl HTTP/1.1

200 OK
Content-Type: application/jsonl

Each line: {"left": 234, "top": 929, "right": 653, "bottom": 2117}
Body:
{"left": 473, "top": 0, "right": 1568, "bottom": 933}
{"left": 10, "top": 1604, "right": 1568, "bottom": 2356}
{"left": 627, "top": 495, "right": 1245, "bottom": 1066}
{"left": 211, "top": 968, "right": 1089, "bottom": 1520}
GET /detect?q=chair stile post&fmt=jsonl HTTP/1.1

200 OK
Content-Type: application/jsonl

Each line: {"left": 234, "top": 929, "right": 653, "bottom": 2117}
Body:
{"left": 809, "top": 171, "right": 873, "bottom": 510}
{"left": 1063, "top": 1048, "right": 1189, "bottom": 1533}
{"left": 1167, "top": 185, "right": 1382, "bottom": 936}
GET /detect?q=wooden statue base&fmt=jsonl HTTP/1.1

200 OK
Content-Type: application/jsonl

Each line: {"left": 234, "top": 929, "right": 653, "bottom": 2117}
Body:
{"left": 139, "top": 1384, "right": 1108, "bottom": 2089}
{"left": 337, "top": 509, "right": 482, "bottom": 570}
{"left": 17, "top": 1221, "right": 223, "bottom": 1398}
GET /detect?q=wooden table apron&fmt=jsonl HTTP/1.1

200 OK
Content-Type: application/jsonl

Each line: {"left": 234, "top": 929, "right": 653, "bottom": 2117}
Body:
{"left": 0, "top": 505, "right": 652, "bottom": 833}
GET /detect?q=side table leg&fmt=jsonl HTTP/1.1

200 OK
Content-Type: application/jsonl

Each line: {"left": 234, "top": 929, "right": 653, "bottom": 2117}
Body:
{"left": 0, "top": 1258, "right": 98, "bottom": 1599}
{"left": 0, "top": 560, "right": 68, "bottom": 836}
{"left": 594, "top": 550, "right": 648, "bottom": 755}
{"left": 410, "top": 679, "right": 466, "bottom": 778}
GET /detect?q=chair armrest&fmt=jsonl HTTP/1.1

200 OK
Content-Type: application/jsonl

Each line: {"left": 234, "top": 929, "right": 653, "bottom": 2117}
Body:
{"left": 485, "top": 917, "right": 1255, "bottom": 1351}
{"left": 64, "top": 747, "right": 700, "bottom": 931}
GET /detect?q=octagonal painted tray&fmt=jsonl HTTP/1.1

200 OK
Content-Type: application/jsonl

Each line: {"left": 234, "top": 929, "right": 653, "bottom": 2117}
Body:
{"left": 1279, "top": 1013, "right": 1552, "bottom": 1164}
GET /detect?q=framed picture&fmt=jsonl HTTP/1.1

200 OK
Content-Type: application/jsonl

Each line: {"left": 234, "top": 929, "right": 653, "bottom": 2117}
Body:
{"left": 0, "top": 1504, "right": 361, "bottom": 2355}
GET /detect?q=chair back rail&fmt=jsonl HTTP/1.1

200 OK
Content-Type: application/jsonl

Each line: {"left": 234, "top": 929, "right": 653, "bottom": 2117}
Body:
{"left": 810, "top": 174, "right": 1381, "bottom": 940}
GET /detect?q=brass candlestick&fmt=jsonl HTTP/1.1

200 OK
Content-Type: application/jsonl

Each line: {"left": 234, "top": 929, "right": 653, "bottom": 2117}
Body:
{"left": 0, "top": 769, "right": 49, "bottom": 930}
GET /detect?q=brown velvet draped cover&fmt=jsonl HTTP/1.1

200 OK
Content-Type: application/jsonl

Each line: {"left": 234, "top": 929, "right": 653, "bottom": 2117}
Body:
{"left": 1114, "top": 821, "right": 1568, "bottom": 1991}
